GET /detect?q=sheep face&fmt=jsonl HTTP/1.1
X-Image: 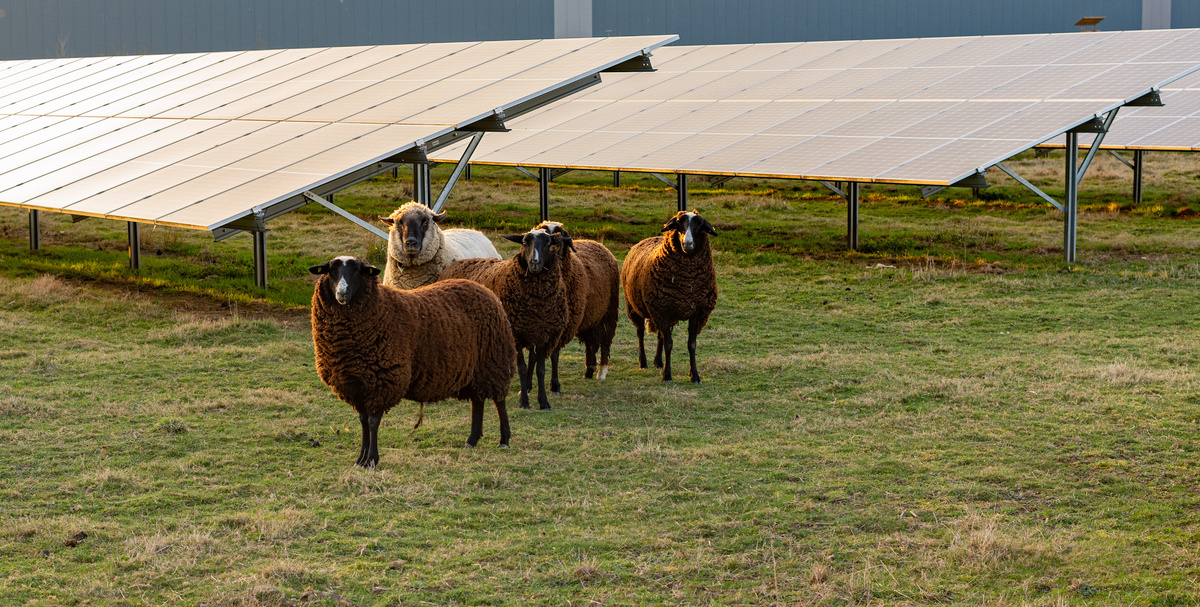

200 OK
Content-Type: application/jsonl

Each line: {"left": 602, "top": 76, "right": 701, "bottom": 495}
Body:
{"left": 379, "top": 203, "right": 446, "bottom": 260}
{"left": 660, "top": 210, "right": 717, "bottom": 254}
{"left": 532, "top": 221, "right": 576, "bottom": 253}
{"left": 310, "top": 256, "right": 381, "bottom": 305}
{"left": 502, "top": 229, "right": 564, "bottom": 275}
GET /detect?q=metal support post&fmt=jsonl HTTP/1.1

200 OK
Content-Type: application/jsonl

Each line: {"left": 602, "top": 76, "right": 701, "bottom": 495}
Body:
{"left": 676, "top": 172, "right": 688, "bottom": 212}
{"left": 464, "top": 163, "right": 472, "bottom": 181}
{"left": 613, "top": 171, "right": 621, "bottom": 187}
{"left": 28, "top": 209, "right": 40, "bottom": 250}
{"left": 127, "top": 222, "right": 141, "bottom": 270}
{"left": 253, "top": 230, "right": 268, "bottom": 289}
{"left": 1064, "top": 132, "right": 1078, "bottom": 263}
{"left": 539, "top": 167, "right": 551, "bottom": 221}
{"left": 392, "top": 167, "right": 399, "bottom": 179}
{"left": 413, "top": 162, "right": 432, "bottom": 206}
{"left": 847, "top": 181, "right": 860, "bottom": 251}
{"left": 1133, "top": 150, "right": 1144, "bottom": 205}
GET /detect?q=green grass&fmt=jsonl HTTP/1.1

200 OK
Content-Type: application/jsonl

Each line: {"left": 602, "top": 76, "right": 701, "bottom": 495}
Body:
{"left": 2, "top": 153, "right": 1200, "bottom": 605}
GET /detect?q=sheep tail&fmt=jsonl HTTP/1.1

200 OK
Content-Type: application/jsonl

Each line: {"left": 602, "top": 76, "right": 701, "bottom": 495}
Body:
{"left": 408, "top": 402, "right": 426, "bottom": 436}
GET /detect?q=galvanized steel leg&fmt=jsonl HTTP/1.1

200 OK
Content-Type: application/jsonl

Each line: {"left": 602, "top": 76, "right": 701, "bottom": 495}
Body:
{"left": 392, "top": 167, "right": 399, "bottom": 179}
{"left": 413, "top": 162, "right": 432, "bottom": 207}
{"left": 28, "top": 210, "right": 40, "bottom": 251}
{"left": 127, "top": 222, "right": 141, "bottom": 270}
{"left": 847, "top": 181, "right": 860, "bottom": 251}
{"left": 613, "top": 171, "right": 621, "bottom": 187}
{"left": 464, "top": 163, "right": 472, "bottom": 181}
{"left": 676, "top": 173, "right": 688, "bottom": 212}
{"left": 253, "top": 230, "right": 268, "bottom": 289}
{"left": 1064, "top": 132, "right": 1078, "bottom": 263}
{"left": 539, "top": 167, "right": 551, "bottom": 221}
{"left": 1133, "top": 150, "right": 1144, "bottom": 205}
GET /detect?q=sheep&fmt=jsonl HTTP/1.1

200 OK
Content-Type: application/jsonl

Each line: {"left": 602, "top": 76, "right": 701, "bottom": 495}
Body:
{"left": 439, "top": 229, "right": 571, "bottom": 410}
{"left": 379, "top": 201, "right": 501, "bottom": 290}
{"left": 621, "top": 210, "right": 719, "bottom": 383}
{"left": 535, "top": 221, "right": 620, "bottom": 384}
{"left": 310, "top": 255, "right": 516, "bottom": 468}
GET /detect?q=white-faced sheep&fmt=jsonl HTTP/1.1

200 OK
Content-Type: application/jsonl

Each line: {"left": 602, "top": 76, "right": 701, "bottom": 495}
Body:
{"left": 439, "top": 229, "right": 571, "bottom": 410}
{"left": 379, "top": 201, "right": 501, "bottom": 289}
{"left": 535, "top": 221, "right": 620, "bottom": 385}
{"left": 310, "top": 256, "right": 516, "bottom": 468}
{"left": 621, "top": 210, "right": 719, "bottom": 383}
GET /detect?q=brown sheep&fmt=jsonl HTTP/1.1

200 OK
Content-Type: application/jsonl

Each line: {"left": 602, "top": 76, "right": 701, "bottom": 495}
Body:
{"left": 439, "top": 229, "right": 571, "bottom": 410}
{"left": 535, "top": 221, "right": 620, "bottom": 384}
{"left": 621, "top": 210, "right": 719, "bottom": 383}
{"left": 310, "top": 256, "right": 516, "bottom": 468}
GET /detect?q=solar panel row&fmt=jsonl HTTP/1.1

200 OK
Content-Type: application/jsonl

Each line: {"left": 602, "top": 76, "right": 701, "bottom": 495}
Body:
{"left": 0, "top": 35, "right": 677, "bottom": 233}
{"left": 432, "top": 30, "right": 1200, "bottom": 187}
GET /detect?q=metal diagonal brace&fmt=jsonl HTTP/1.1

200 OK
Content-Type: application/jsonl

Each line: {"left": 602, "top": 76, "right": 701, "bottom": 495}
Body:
{"left": 303, "top": 191, "right": 389, "bottom": 241}
{"left": 819, "top": 181, "right": 846, "bottom": 199}
{"left": 995, "top": 163, "right": 1063, "bottom": 212}
{"left": 1106, "top": 149, "right": 1134, "bottom": 169}
{"left": 432, "top": 132, "right": 484, "bottom": 213}
{"left": 1075, "top": 108, "right": 1118, "bottom": 184}
{"left": 650, "top": 173, "right": 677, "bottom": 189}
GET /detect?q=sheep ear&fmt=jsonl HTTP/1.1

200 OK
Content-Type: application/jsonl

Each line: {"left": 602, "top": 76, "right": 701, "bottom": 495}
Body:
{"left": 309, "top": 263, "right": 329, "bottom": 275}
{"left": 660, "top": 220, "right": 676, "bottom": 233}
{"left": 432, "top": 211, "right": 447, "bottom": 223}
{"left": 502, "top": 234, "right": 524, "bottom": 244}
{"left": 379, "top": 216, "right": 395, "bottom": 226}
{"left": 361, "top": 264, "right": 381, "bottom": 277}
{"left": 563, "top": 235, "right": 576, "bottom": 251}
{"left": 702, "top": 219, "right": 718, "bottom": 236}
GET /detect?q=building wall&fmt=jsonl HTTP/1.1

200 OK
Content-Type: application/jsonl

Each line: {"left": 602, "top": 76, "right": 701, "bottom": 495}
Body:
{"left": 592, "top": 0, "right": 1146, "bottom": 44}
{"left": 0, "top": 0, "right": 1186, "bottom": 60}
{"left": 0, "top": 0, "right": 555, "bottom": 59}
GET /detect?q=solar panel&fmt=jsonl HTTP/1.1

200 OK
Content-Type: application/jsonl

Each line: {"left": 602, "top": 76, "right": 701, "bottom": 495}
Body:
{"left": 432, "top": 30, "right": 1200, "bottom": 186}
{"left": 1043, "top": 69, "right": 1200, "bottom": 151}
{"left": 0, "top": 35, "right": 678, "bottom": 232}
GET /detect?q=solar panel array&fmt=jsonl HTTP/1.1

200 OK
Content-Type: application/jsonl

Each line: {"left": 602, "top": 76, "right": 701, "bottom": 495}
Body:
{"left": 0, "top": 35, "right": 676, "bottom": 232}
{"left": 1043, "top": 69, "right": 1200, "bottom": 151}
{"left": 431, "top": 30, "right": 1200, "bottom": 186}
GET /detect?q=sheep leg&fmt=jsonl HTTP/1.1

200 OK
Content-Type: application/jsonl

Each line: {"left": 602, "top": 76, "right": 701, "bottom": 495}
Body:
{"left": 632, "top": 314, "right": 648, "bottom": 369}
{"left": 688, "top": 316, "right": 703, "bottom": 384}
{"left": 366, "top": 414, "right": 382, "bottom": 469}
{"left": 534, "top": 345, "right": 551, "bottom": 410}
{"left": 654, "top": 333, "right": 664, "bottom": 369}
{"left": 467, "top": 394, "right": 485, "bottom": 448}
{"left": 660, "top": 327, "right": 674, "bottom": 383}
{"left": 355, "top": 411, "right": 371, "bottom": 467}
{"left": 517, "top": 349, "right": 531, "bottom": 409}
{"left": 550, "top": 349, "right": 562, "bottom": 395}
{"left": 495, "top": 397, "right": 511, "bottom": 447}
{"left": 583, "top": 338, "right": 598, "bottom": 379}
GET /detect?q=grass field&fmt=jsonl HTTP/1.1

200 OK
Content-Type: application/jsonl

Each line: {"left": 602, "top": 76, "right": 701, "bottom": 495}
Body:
{"left": 2, "top": 150, "right": 1200, "bottom": 606}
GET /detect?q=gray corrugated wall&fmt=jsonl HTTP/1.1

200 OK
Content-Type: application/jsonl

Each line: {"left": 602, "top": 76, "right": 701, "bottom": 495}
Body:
{"left": 0, "top": 0, "right": 556, "bottom": 59}
{"left": 0, "top": 0, "right": 1187, "bottom": 60}
{"left": 593, "top": 0, "right": 1144, "bottom": 43}
{"left": 1175, "top": 1, "right": 1200, "bottom": 28}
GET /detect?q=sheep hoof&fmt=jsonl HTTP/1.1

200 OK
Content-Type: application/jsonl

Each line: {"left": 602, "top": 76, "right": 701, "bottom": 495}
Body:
{"left": 464, "top": 442, "right": 477, "bottom": 449}
{"left": 498, "top": 443, "right": 510, "bottom": 449}
{"left": 584, "top": 369, "right": 595, "bottom": 379}
{"left": 691, "top": 378, "right": 702, "bottom": 385}
{"left": 597, "top": 366, "right": 609, "bottom": 381}
{"left": 539, "top": 402, "right": 552, "bottom": 411}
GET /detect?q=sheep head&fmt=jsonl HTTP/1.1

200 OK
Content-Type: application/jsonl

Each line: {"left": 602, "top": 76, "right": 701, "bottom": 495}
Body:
{"left": 310, "top": 256, "right": 381, "bottom": 305}
{"left": 533, "top": 220, "right": 576, "bottom": 253}
{"left": 660, "top": 210, "right": 717, "bottom": 254}
{"left": 379, "top": 202, "right": 446, "bottom": 264}
{"left": 503, "top": 229, "right": 565, "bottom": 276}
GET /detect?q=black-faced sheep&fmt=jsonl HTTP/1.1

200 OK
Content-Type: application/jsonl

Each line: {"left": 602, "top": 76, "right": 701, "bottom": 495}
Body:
{"left": 379, "top": 201, "right": 501, "bottom": 290}
{"left": 621, "top": 210, "right": 719, "bottom": 383}
{"left": 310, "top": 256, "right": 516, "bottom": 468}
{"left": 439, "top": 229, "right": 571, "bottom": 410}
{"left": 535, "top": 221, "right": 620, "bottom": 385}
